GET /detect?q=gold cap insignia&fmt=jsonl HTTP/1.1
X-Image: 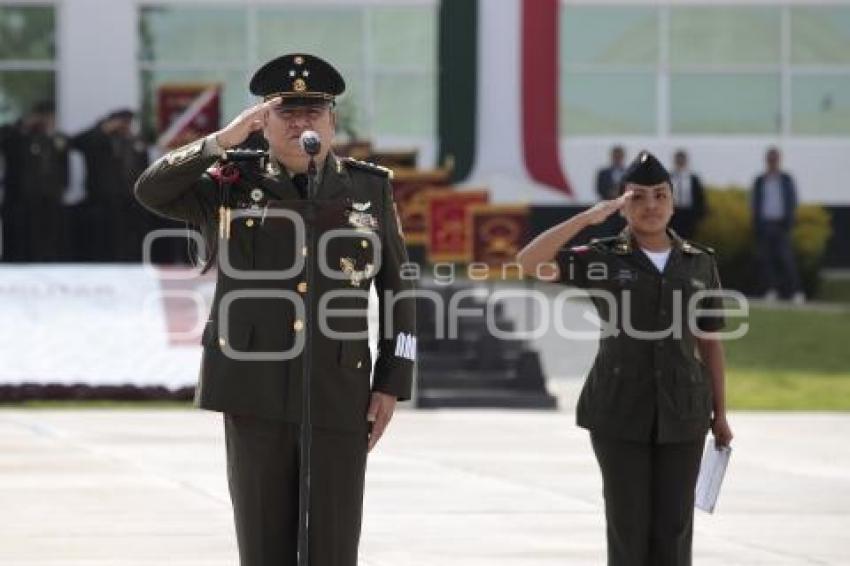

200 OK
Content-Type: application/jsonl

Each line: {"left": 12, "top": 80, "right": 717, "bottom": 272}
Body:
{"left": 293, "top": 78, "right": 307, "bottom": 92}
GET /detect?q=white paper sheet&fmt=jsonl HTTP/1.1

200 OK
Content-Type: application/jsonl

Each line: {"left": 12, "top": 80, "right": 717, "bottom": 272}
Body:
{"left": 695, "top": 441, "right": 732, "bottom": 513}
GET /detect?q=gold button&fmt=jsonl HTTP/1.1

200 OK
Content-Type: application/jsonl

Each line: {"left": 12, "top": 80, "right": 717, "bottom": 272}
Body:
{"left": 356, "top": 360, "right": 363, "bottom": 369}
{"left": 360, "top": 239, "right": 369, "bottom": 248}
{"left": 297, "top": 281, "right": 307, "bottom": 293}
{"left": 218, "top": 337, "right": 226, "bottom": 347}
{"left": 245, "top": 219, "right": 255, "bottom": 227}
{"left": 302, "top": 246, "right": 308, "bottom": 257}
{"left": 293, "top": 319, "right": 304, "bottom": 331}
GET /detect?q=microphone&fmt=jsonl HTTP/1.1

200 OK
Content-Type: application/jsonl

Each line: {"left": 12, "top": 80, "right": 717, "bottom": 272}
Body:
{"left": 299, "top": 130, "right": 321, "bottom": 156}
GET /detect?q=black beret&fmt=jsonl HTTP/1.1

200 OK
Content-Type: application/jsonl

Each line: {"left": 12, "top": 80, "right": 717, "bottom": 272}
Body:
{"left": 620, "top": 150, "right": 671, "bottom": 188}
{"left": 249, "top": 53, "right": 345, "bottom": 103}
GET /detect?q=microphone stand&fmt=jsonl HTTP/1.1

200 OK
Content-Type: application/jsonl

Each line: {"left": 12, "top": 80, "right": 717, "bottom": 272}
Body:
{"left": 296, "top": 153, "right": 319, "bottom": 566}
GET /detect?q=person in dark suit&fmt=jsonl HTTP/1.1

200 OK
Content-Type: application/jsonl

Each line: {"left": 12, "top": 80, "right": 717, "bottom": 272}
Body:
{"left": 596, "top": 145, "right": 626, "bottom": 201}
{"left": 134, "top": 53, "right": 416, "bottom": 566}
{"left": 71, "top": 109, "right": 150, "bottom": 261}
{"left": 751, "top": 146, "right": 803, "bottom": 303}
{"left": 518, "top": 151, "right": 733, "bottom": 566}
{"left": 0, "top": 100, "right": 69, "bottom": 262}
{"left": 668, "top": 149, "right": 706, "bottom": 240}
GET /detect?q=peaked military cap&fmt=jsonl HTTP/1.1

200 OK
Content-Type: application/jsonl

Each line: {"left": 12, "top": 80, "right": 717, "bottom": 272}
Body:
{"left": 249, "top": 53, "right": 345, "bottom": 104}
{"left": 620, "top": 150, "right": 671, "bottom": 190}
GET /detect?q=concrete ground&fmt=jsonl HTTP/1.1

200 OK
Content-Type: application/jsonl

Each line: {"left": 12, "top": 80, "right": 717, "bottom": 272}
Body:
{"left": 1, "top": 403, "right": 848, "bottom": 566}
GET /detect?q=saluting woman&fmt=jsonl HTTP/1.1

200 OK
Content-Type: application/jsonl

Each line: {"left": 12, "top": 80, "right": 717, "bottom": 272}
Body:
{"left": 517, "top": 151, "right": 733, "bottom": 566}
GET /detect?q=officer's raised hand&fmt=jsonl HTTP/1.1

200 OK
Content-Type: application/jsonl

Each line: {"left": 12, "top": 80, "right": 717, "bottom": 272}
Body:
{"left": 215, "top": 96, "right": 282, "bottom": 150}
{"left": 582, "top": 189, "right": 634, "bottom": 225}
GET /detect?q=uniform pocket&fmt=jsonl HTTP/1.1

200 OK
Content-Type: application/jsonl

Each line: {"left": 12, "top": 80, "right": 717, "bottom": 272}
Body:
{"left": 673, "top": 367, "right": 711, "bottom": 419}
{"left": 338, "top": 340, "right": 371, "bottom": 372}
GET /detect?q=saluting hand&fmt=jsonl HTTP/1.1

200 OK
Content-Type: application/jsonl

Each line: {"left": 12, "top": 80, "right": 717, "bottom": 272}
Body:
{"left": 367, "top": 391, "right": 398, "bottom": 452}
{"left": 215, "top": 96, "right": 282, "bottom": 149}
{"left": 581, "top": 190, "right": 634, "bottom": 225}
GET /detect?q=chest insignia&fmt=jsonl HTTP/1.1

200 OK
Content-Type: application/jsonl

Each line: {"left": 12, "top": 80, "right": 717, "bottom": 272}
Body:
{"left": 614, "top": 268, "right": 638, "bottom": 282}
{"left": 352, "top": 201, "right": 371, "bottom": 212}
{"left": 250, "top": 188, "right": 264, "bottom": 202}
{"left": 340, "top": 257, "right": 375, "bottom": 287}
{"left": 348, "top": 210, "right": 378, "bottom": 231}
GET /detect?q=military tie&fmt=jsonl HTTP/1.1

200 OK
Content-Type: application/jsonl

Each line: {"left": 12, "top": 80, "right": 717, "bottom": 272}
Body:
{"left": 293, "top": 173, "right": 309, "bottom": 199}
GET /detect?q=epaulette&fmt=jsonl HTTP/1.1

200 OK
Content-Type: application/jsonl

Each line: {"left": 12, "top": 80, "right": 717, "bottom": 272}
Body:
{"left": 589, "top": 236, "right": 631, "bottom": 255}
{"left": 682, "top": 240, "right": 715, "bottom": 255}
{"left": 341, "top": 157, "right": 394, "bottom": 180}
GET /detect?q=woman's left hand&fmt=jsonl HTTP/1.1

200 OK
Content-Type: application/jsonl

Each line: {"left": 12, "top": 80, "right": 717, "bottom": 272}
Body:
{"left": 711, "top": 415, "right": 734, "bottom": 447}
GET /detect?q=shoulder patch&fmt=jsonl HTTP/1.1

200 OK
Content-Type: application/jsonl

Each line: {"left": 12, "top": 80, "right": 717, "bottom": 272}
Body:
{"left": 342, "top": 157, "right": 394, "bottom": 180}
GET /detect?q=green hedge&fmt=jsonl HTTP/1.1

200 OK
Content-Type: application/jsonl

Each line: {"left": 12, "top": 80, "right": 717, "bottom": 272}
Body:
{"left": 693, "top": 187, "right": 832, "bottom": 296}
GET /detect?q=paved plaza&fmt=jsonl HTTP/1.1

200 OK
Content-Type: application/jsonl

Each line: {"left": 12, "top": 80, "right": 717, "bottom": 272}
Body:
{"left": 1, "top": 401, "right": 848, "bottom": 565}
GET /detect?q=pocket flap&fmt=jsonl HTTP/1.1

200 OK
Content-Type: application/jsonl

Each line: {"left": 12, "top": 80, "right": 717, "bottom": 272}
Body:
{"left": 338, "top": 340, "right": 371, "bottom": 371}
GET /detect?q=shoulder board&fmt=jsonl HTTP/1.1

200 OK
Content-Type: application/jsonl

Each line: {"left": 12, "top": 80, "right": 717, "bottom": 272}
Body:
{"left": 342, "top": 157, "right": 393, "bottom": 180}
{"left": 682, "top": 240, "right": 715, "bottom": 255}
{"left": 589, "top": 236, "right": 631, "bottom": 255}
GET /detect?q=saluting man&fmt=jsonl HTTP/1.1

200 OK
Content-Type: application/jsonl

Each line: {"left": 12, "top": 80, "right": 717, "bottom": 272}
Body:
{"left": 134, "top": 53, "right": 417, "bottom": 566}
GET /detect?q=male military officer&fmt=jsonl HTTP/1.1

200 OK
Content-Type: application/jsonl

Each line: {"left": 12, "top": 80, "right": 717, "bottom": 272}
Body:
{"left": 71, "top": 109, "right": 150, "bottom": 261}
{"left": 518, "top": 151, "right": 732, "bottom": 565}
{"left": 0, "top": 100, "right": 69, "bottom": 261}
{"left": 134, "top": 53, "right": 416, "bottom": 566}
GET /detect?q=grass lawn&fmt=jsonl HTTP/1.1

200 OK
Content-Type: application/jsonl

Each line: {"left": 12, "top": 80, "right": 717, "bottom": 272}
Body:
{"left": 724, "top": 305, "right": 850, "bottom": 410}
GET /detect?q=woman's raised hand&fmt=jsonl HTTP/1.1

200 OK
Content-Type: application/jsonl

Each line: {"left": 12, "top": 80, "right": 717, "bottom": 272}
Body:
{"left": 582, "top": 190, "right": 634, "bottom": 226}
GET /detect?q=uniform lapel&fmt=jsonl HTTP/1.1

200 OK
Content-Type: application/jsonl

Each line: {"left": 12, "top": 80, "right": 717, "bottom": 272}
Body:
{"left": 618, "top": 227, "right": 658, "bottom": 275}
{"left": 663, "top": 228, "right": 686, "bottom": 275}
{"left": 315, "top": 153, "right": 352, "bottom": 200}
{"left": 255, "top": 157, "right": 300, "bottom": 200}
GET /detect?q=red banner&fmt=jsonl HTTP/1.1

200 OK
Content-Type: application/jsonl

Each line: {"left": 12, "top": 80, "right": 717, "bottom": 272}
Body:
{"left": 156, "top": 83, "right": 221, "bottom": 149}
{"left": 426, "top": 189, "right": 489, "bottom": 263}
{"left": 468, "top": 204, "right": 531, "bottom": 278}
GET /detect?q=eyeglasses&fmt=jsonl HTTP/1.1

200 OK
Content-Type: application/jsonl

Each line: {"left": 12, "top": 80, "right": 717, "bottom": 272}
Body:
{"left": 272, "top": 104, "right": 329, "bottom": 122}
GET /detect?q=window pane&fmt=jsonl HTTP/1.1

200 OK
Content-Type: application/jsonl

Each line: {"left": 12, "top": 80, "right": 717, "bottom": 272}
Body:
{"left": 670, "top": 7, "right": 780, "bottom": 66}
{"left": 560, "top": 72, "right": 656, "bottom": 135}
{"left": 369, "top": 7, "right": 436, "bottom": 70}
{"left": 0, "top": 6, "right": 55, "bottom": 60}
{"left": 140, "top": 69, "right": 250, "bottom": 140}
{"left": 139, "top": 7, "right": 246, "bottom": 64}
{"left": 791, "top": 7, "right": 850, "bottom": 65}
{"left": 561, "top": 7, "right": 658, "bottom": 65}
{"left": 373, "top": 74, "right": 434, "bottom": 136}
{"left": 0, "top": 71, "right": 54, "bottom": 123}
{"left": 256, "top": 7, "right": 363, "bottom": 69}
{"left": 670, "top": 73, "right": 780, "bottom": 134}
{"left": 792, "top": 74, "right": 850, "bottom": 135}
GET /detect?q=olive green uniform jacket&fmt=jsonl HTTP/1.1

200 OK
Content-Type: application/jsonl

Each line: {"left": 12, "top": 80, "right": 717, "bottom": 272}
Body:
{"left": 556, "top": 228, "right": 724, "bottom": 443}
{"left": 134, "top": 136, "right": 417, "bottom": 433}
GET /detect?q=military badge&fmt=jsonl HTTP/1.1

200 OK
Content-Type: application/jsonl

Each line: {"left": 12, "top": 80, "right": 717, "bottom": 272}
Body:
{"left": 614, "top": 268, "right": 638, "bottom": 282}
{"left": 340, "top": 257, "right": 375, "bottom": 287}
{"left": 250, "top": 188, "right": 264, "bottom": 202}
{"left": 352, "top": 201, "right": 371, "bottom": 212}
{"left": 348, "top": 210, "right": 378, "bottom": 231}
{"left": 293, "top": 78, "right": 307, "bottom": 92}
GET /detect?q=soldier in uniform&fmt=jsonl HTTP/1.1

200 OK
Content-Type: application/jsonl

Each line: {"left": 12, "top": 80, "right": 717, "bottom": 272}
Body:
{"left": 0, "top": 100, "right": 69, "bottom": 262}
{"left": 517, "top": 151, "right": 733, "bottom": 566}
{"left": 71, "top": 109, "right": 150, "bottom": 261}
{"left": 134, "top": 53, "right": 417, "bottom": 566}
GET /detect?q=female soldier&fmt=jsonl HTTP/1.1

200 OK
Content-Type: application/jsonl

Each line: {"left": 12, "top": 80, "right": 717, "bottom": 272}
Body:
{"left": 517, "top": 151, "right": 733, "bottom": 566}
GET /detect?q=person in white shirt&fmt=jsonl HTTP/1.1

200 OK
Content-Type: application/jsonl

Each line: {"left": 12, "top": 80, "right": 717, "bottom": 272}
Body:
{"left": 669, "top": 149, "right": 706, "bottom": 240}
